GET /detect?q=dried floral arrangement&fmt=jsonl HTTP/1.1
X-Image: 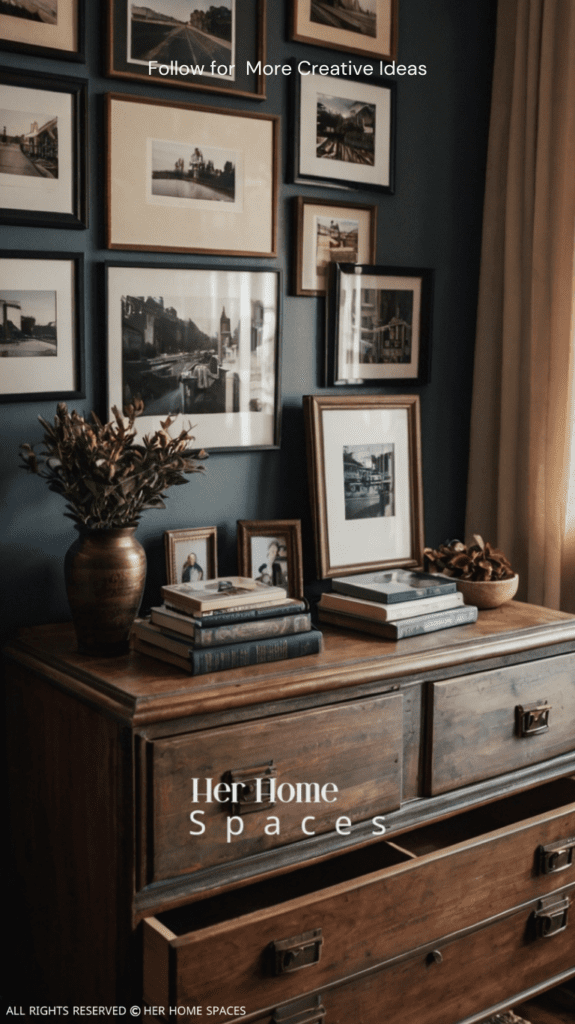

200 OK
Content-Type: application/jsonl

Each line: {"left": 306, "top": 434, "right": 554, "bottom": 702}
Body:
{"left": 424, "top": 535, "right": 515, "bottom": 582}
{"left": 20, "top": 402, "right": 207, "bottom": 530}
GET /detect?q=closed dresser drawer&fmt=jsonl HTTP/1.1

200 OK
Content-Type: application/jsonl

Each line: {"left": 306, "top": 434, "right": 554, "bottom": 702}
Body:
{"left": 427, "top": 652, "right": 575, "bottom": 795}
{"left": 142, "top": 778, "right": 575, "bottom": 1014}
{"left": 146, "top": 693, "right": 403, "bottom": 883}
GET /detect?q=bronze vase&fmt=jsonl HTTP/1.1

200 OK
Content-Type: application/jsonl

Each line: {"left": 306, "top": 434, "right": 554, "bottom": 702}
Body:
{"left": 64, "top": 526, "right": 147, "bottom": 655}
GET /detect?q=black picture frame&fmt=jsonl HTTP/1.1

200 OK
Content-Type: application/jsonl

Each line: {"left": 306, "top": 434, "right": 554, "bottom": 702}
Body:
{"left": 0, "top": 68, "right": 88, "bottom": 230}
{"left": 107, "top": 0, "right": 267, "bottom": 101}
{"left": 0, "top": 250, "right": 85, "bottom": 403}
{"left": 0, "top": 0, "right": 85, "bottom": 63}
{"left": 326, "top": 263, "right": 433, "bottom": 386}
{"left": 293, "top": 66, "right": 395, "bottom": 193}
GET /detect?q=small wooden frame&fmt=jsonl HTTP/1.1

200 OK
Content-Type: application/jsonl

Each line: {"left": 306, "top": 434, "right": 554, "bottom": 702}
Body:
{"left": 290, "top": 0, "right": 398, "bottom": 63}
{"left": 293, "top": 197, "right": 377, "bottom": 297}
{"left": 164, "top": 527, "right": 218, "bottom": 586}
{"left": 0, "top": 0, "right": 84, "bottom": 63}
{"left": 237, "top": 519, "right": 304, "bottom": 599}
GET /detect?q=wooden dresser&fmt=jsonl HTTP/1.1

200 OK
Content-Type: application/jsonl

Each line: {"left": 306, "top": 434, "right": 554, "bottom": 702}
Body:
{"left": 5, "top": 602, "right": 575, "bottom": 1021}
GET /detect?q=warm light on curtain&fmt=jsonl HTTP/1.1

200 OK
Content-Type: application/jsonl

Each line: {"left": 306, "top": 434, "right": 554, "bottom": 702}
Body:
{"left": 466, "top": 0, "right": 575, "bottom": 612}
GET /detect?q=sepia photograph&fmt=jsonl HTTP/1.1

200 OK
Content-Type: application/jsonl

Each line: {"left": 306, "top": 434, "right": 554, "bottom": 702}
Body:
{"left": 0, "top": 0, "right": 57, "bottom": 23}
{"left": 316, "top": 214, "right": 359, "bottom": 282}
{"left": 291, "top": 0, "right": 396, "bottom": 61}
{"left": 316, "top": 93, "right": 375, "bottom": 165}
{"left": 0, "top": 289, "right": 57, "bottom": 356}
{"left": 293, "top": 196, "right": 376, "bottom": 296}
{"left": 128, "top": 0, "right": 234, "bottom": 76}
{"left": 0, "top": 108, "right": 58, "bottom": 179}
{"left": 164, "top": 526, "right": 218, "bottom": 585}
{"left": 343, "top": 443, "right": 395, "bottom": 520}
{"left": 311, "top": 0, "right": 376, "bottom": 39}
{"left": 150, "top": 139, "right": 236, "bottom": 205}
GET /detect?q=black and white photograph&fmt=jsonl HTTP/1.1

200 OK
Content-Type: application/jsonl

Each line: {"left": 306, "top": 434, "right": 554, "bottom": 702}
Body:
{"left": 237, "top": 519, "right": 304, "bottom": 598}
{"left": 316, "top": 214, "right": 359, "bottom": 284}
{"left": 251, "top": 535, "right": 289, "bottom": 587}
{"left": 352, "top": 287, "right": 413, "bottom": 365}
{"left": 0, "top": 289, "right": 57, "bottom": 356}
{"left": 316, "top": 93, "right": 375, "bottom": 165}
{"left": 107, "top": 265, "right": 281, "bottom": 450}
{"left": 0, "top": 0, "right": 57, "bottom": 22}
{"left": 164, "top": 526, "right": 218, "bottom": 585}
{"left": 0, "top": 109, "right": 58, "bottom": 179}
{"left": 149, "top": 139, "right": 237, "bottom": 206}
{"left": 343, "top": 443, "right": 395, "bottom": 520}
{"left": 310, "top": 0, "right": 376, "bottom": 37}
{"left": 128, "top": 0, "right": 234, "bottom": 77}
{"left": 291, "top": 0, "right": 396, "bottom": 62}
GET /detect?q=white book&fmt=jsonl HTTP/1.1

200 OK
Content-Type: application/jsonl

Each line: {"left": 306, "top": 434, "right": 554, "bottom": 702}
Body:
{"left": 318, "top": 589, "right": 464, "bottom": 623}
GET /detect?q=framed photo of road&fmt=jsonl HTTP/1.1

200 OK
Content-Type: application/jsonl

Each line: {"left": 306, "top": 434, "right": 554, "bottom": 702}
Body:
{"left": 107, "top": 0, "right": 267, "bottom": 99}
{"left": 0, "top": 68, "right": 88, "bottom": 228}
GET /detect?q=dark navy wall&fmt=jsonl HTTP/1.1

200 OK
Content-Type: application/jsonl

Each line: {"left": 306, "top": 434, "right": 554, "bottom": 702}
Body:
{"left": 0, "top": 1, "right": 496, "bottom": 647}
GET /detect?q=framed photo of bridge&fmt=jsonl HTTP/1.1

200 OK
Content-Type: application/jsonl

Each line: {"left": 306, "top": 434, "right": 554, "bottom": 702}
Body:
{"left": 0, "top": 0, "right": 84, "bottom": 63}
{"left": 293, "top": 196, "right": 376, "bottom": 296}
{"left": 293, "top": 70, "right": 395, "bottom": 192}
{"left": 107, "top": 0, "right": 267, "bottom": 100}
{"left": 291, "top": 0, "right": 397, "bottom": 62}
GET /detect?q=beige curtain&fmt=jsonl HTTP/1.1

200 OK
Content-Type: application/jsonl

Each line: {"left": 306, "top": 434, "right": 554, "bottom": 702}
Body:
{"left": 466, "top": 0, "right": 575, "bottom": 612}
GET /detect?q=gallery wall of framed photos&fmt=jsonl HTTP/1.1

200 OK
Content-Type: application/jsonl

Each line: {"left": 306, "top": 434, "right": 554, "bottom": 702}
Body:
{"left": 0, "top": 0, "right": 498, "bottom": 645}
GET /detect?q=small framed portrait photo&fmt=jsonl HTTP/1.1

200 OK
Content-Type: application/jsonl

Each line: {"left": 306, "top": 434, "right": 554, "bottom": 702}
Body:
{"left": 164, "top": 526, "right": 218, "bottom": 586}
{"left": 293, "top": 196, "right": 377, "bottom": 297}
{"left": 237, "top": 520, "right": 304, "bottom": 600}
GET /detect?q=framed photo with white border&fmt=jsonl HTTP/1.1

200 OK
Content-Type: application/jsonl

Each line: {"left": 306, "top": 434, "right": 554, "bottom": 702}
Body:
{"left": 0, "top": 0, "right": 84, "bottom": 62}
{"left": 303, "top": 394, "right": 424, "bottom": 578}
{"left": 291, "top": 0, "right": 397, "bottom": 62}
{"left": 293, "top": 196, "right": 377, "bottom": 297}
{"left": 237, "top": 519, "right": 304, "bottom": 599}
{"left": 164, "top": 526, "right": 218, "bottom": 586}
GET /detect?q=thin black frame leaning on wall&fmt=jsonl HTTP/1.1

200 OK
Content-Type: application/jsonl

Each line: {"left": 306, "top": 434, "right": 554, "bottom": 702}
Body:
{"left": 105, "top": 262, "right": 282, "bottom": 452}
{"left": 290, "top": 0, "right": 398, "bottom": 63}
{"left": 326, "top": 263, "right": 433, "bottom": 386}
{"left": 0, "top": 68, "right": 88, "bottom": 229}
{"left": 0, "top": 250, "right": 85, "bottom": 403}
{"left": 107, "top": 0, "right": 266, "bottom": 100}
{"left": 0, "top": 0, "right": 85, "bottom": 63}
{"left": 292, "top": 67, "right": 395, "bottom": 193}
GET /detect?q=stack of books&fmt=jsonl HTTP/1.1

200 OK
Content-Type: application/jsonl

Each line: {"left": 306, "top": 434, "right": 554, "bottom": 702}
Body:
{"left": 317, "top": 569, "right": 478, "bottom": 639}
{"left": 132, "top": 576, "right": 323, "bottom": 674}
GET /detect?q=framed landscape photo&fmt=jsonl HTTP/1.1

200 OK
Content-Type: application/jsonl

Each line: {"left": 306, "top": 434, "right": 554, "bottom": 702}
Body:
{"left": 0, "top": 0, "right": 84, "bottom": 62}
{"left": 106, "top": 263, "right": 281, "bottom": 451}
{"left": 291, "top": 0, "right": 397, "bottom": 62}
{"left": 107, "top": 0, "right": 266, "bottom": 100}
{"left": 0, "top": 69, "right": 87, "bottom": 229}
{"left": 293, "top": 196, "right": 376, "bottom": 297}
{"left": 237, "top": 519, "right": 304, "bottom": 599}
{"left": 0, "top": 251, "right": 84, "bottom": 403}
{"left": 294, "top": 70, "right": 395, "bottom": 192}
{"left": 303, "top": 394, "right": 424, "bottom": 578}
{"left": 327, "top": 263, "right": 433, "bottom": 385}
{"left": 164, "top": 526, "right": 218, "bottom": 586}
{"left": 106, "top": 92, "right": 279, "bottom": 255}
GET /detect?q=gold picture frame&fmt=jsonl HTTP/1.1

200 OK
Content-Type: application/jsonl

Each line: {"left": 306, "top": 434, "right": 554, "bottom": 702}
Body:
{"left": 237, "top": 519, "right": 304, "bottom": 599}
{"left": 164, "top": 526, "right": 218, "bottom": 586}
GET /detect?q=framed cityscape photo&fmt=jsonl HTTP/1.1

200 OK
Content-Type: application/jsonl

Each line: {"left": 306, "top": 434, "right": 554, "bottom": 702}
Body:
{"left": 291, "top": 0, "right": 397, "bottom": 62}
{"left": 294, "top": 70, "right": 395, "bottom": 192}
{"left": 164, "top": 526, "right": 218, "bottom": 586}
{"left": 106, "top": 92, "right": 279, "bottom": 255}
{"left": 0, "top": 0, "right": 84, "bottom": 62}
{"left": 303, "top": 394, "right": 424, "bottom": 578}
{"left": 107, "top": 0, "right": 266, "bottom": 100}
{"left": 293, "top": 196, "right": 376, "bottom": 297}
{"left": 327, "top": 263, "right": 433, "bottom": 385}
{"left": 0, "top": 69, "right": 87, "bottom": 229}
{"left": 106, "top": 263, "right": 281, "bottom": 451}
{"left": 0, "top": 251, "right": 84, "bottom": 403}
{"left": 237, "top": 519, "right": 304, "bottom": 599}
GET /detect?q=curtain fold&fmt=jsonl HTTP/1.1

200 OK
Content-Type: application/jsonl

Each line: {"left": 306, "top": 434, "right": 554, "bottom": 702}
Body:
{"left": 466, "top": 0, "right": 575, "bottom": 612}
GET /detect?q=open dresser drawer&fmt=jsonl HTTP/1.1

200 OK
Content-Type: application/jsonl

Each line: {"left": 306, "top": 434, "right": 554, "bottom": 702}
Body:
{"left": 143, "top": 777, "right": 575, "bottom": 1018}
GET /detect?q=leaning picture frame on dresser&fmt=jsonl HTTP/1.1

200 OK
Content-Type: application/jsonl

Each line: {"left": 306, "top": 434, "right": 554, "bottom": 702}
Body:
{"left": 164, "top": 526, "right": 218, "bottom": 585}
{"left": 304, "top": 393, "right": 424, "bottom": 577}
{"left": 237, "top": 518, "right": 304, "bottom": 599}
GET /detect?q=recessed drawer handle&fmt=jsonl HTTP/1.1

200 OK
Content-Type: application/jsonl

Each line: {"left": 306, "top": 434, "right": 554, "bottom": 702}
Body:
{"left": 538, "top": 837, "right": 575, "bottom": 874}
{"left": 223, "top": 761, "right": 277, "bottom": 814}
{"left": 271, "top": 928, "right": 323, "bottom": 975}
{"left": 533, "top": 894, "right": 570, "bottom": 938}
{"left": 272, "top": 997, "right": 326, "bottom": 1024}
{"left": 515, "top": 700, "right": 552, "bottom": 737}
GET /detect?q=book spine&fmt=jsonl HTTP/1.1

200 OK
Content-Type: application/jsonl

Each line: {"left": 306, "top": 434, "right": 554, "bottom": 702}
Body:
{"left": 190, "top": 629, "right": 323, "bottom": 675}
{"left": 194, "top": 613, "right": 312, "bottom": 648}
{"left": 163, "top": 599, "right": 308, "bottom": 627}
{"left": 132, "top": 637, "right": 190, "bottom": 671}
{"left": 386, "top": 605, "right": 478, "bottom": 638}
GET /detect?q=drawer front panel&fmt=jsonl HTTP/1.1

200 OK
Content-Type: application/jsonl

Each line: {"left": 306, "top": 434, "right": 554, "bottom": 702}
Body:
{"left": 428, "top": 652, "right": 575, "bottom": 794}
{"left": 149, "top": 693, "right": 402, "bottom": 882}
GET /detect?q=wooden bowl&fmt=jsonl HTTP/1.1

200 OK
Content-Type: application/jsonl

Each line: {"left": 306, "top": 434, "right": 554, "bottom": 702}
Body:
{"left": 452, "top": 573, "right": 519, "bottom": 609}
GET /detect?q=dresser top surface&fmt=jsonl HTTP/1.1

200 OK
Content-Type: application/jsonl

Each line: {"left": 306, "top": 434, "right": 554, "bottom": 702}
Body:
{"left": 5, "top": 601, "right": 575, "bottom": 725}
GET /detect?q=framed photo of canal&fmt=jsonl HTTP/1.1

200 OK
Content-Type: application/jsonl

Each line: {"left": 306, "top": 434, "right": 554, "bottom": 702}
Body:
{"left": 106, "top": 93, "right": 279, "bottom": 256}
{"left": 106, "top": 263, "right": 282, "bottom": 452}
{"left": 291, "top": 0, "right": 397, "bottom": 62}
{"left": 303, "top": 394, "right": 424, "bottom": 578}
{"left": 107, "top": 0, "right": 266, "bottom": 100}
{"left": 0, "top": 69, "right": 88, "bottom": 229}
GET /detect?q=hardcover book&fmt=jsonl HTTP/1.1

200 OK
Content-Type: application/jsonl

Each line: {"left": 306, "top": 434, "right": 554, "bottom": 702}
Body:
{"left": 135, "top": 612, "right": 313, "bottom": 649}
{"left": 151, "top": 598, "right": 309, "bottom": 631}
{"left": 318, "top": 604, "right": 478, "bottom": 639}
{"left": 318, "top": 590, "right": 464, "bottom": 623}
{"left": 331, "top": 569, "right": 458, "bottom": 605}
{"left": 161, "top": 576, "right": 287, "bottom": 614}
{"left": 133, "top": 628, "right": 324, "bottom": 675}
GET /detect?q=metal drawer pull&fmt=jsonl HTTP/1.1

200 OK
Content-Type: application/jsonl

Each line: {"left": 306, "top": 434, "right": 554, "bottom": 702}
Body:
{"left": 273, "top": 997, "right": 326, "bottom": 1024}
{"left": 533, "top": 894, "right": 570, "bottom": 938}
{"left": 426, "top": 950, "right": 443, "bottom": 966}
{"left": 515, "top": 700, "right": 552, "bottom": 737}
{"left": 223, "top": 761, "right": 277, "bottom": 814}
{"left": 538, "top": 837, "right": 575, "bottom": 874}
{"left": 271, "top": 928, "right": 323, "bottom": 975}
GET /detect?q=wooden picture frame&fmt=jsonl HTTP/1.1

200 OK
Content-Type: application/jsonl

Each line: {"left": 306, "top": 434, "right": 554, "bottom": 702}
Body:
{"left": 106, "top": 262, "right": 282, "bottom": 452}
{"left": 106, "top": 92, "right": 279, "bottom": 256}
{"left": 164, "top": 526, "right": 218, "bottom": 586}
{"left": 107, "top": 0, "right": 266, "bottom": 100}
{"left": 291, "top": 0, "right": 397, "bottom": 62}
{"left": 303, "top": 394, "right": 424, "bottom": 578}
{"left": 0, "top": 0, "right": 84, "bottom": 63}
{"left": 237, "top": 519, "right": 304, "bottom": 600}
{"left": 0, "top": 250, "right": 84, "bottom": 403}
{"left": 327, "top": 263, "right": 433, "bottom": 385}
{"left": 293, "top": 196, "right": 377, "bottom": 297}
{"left": 293, "top": 69, "right": 395, "bottom": 193}
{"left": 0, "top": 68, "right": 88, "bottom": 229}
